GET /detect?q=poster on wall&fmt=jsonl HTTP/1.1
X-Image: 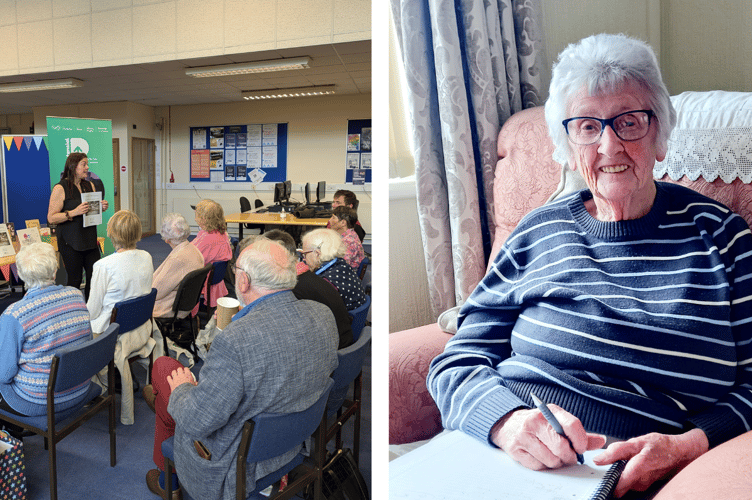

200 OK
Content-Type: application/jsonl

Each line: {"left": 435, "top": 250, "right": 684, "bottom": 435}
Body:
{"left": 46, "top": 116, "right": 115, "bottom": 255}
{"left": 345, "top": 119, "right": 371, "bottom": 183}
{"left": 190, "top": 123, "right": 287, "bottom": 183}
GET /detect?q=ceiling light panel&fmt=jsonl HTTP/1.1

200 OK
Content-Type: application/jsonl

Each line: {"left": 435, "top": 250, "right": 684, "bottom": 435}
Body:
{"left": 0, "top": 78, "right": 84, "bottom": 93}
{"left": 186, "top": 57, "right": 311, "bottom": 77}
{"left": 241, "top": 85, "right": 336, "bottom": 100}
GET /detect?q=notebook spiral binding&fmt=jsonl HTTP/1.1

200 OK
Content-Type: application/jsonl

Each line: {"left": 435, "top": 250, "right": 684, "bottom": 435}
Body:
{"left": 588, "top": 459, "right": 628, "bottom": 500}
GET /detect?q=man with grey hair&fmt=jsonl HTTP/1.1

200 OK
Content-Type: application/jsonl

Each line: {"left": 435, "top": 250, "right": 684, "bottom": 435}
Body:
{"left": 144, "top": 238, "right": 338, "bottom": 500}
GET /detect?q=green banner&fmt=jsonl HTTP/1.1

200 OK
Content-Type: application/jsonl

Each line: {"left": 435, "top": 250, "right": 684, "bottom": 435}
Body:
{"left": 46, "top": 117, "right": 115, "bottom": 255}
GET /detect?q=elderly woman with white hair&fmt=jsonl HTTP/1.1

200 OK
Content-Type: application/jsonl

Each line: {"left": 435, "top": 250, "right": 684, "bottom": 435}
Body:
{"left": 301, "top": 228, "right": 366, "bottom": 311}
{"left": 428, "top": 33, "right": 752, "bottom": 497}
{"left": 152, "top": 213, "right": 205, "bottom": 318}
{"left": 0, "top": 242, "right": 92, "bottom": 417}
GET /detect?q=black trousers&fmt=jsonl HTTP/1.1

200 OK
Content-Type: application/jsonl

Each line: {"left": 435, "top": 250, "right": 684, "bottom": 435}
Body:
{"left": 57, "top": 239, "right": 100, "bottom": 301}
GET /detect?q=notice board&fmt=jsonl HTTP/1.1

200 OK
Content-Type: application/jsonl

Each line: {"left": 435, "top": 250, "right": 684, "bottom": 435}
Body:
{"left": 190, "top": 123, "right": 288, "bottom": 183}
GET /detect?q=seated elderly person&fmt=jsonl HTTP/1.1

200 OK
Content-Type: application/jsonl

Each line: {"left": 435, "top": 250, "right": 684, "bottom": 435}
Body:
{"left": 152, "top": 213, "right": 205, "bottom": 320}
{"left": 88, "top": 209, "right": 154, "bottom": 425}
{"left": 428, "top": 33, "right": 752, "bottom": 498}
{"left": 301, "top": 228, "right": 367, "bottom": 311}
{"left": 144, "top": 238, "right": 338, "bottom": 500}
{"left": 264, "top": 229, "right": 354, "bottom": 348}
{"left": 329, "top": 206, "right": 366, "bottom": 270}
{"left": 191, "top": 199, "right": 233, "bottom": 315}
{"left": 0, "top": 242, "right": 92, "bottom": 419}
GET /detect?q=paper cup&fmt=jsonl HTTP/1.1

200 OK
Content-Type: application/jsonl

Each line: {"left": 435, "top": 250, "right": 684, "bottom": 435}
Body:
{"left": 216, "top": 297, "right": 240, "bottom": 330}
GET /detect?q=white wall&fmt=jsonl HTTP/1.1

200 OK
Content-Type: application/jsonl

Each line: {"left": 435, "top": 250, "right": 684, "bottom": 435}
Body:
{"left": 0, "top": 0, "right": 370, "bottom": 76}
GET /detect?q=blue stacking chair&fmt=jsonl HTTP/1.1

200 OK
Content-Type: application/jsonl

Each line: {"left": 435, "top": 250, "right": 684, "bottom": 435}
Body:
{"left": 325, "top": 327, "right": 371, "bottom": 467}
{"left": 109, "top": 287, "right": 158, "bottom": 386}
{"left": 348, "top": 295, "right": 371, "bottom": 343}
{"left": 0, "top": 323, "right": 120, "bottom": 500}
{"left": 163, "top": 378, "right": 334, "bottom": 500}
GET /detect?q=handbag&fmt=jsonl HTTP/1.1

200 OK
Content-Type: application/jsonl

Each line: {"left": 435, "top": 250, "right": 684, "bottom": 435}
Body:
{"left": 304, "top": 448, "right": 369, "bottom": 500}
{"left": 0, "top": 429, "right": 27, "bottom": 500}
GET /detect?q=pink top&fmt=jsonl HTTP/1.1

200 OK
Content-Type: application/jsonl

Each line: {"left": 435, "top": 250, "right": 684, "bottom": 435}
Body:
{"left": 191, "top": 230, "right": 233, "bottom": 310}
{"left": 341, "top": 228, "right": 365, "bottom": 269}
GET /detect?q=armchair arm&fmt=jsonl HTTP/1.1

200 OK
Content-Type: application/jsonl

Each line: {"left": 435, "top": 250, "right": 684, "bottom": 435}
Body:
{"left": 389, "top": 324, "right": 453, "bottom": 444}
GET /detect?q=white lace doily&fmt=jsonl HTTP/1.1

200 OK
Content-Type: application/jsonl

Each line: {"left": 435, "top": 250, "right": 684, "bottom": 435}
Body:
{"left": 653, "top": 127, "right": 752, "bottom": 183}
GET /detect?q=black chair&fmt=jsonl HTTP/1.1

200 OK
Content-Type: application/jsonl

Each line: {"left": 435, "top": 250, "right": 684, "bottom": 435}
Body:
{"left": 0, "top": 323, "right": 120, "bottom": 500}
{"left": 356, "top": 255, "right": 370, "bottom": 281}
{"left": 163, "top": 378, "right": 335, "bottom": 500}
{"left": 325, "top": 328, "right": 371, "bottom": 466}
{"left": 154, "top": 264, "right": 212, "bottom": 361}
{"left": 240, "top": 196, "right": 266, "bottom": 234}
{"left": 354, "top": 224, "right": 366, "bottom": 243}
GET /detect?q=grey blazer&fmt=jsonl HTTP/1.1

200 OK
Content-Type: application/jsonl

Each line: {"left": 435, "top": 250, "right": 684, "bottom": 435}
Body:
{"left": 167, "top": 290, "right": 338, "bottom": 500}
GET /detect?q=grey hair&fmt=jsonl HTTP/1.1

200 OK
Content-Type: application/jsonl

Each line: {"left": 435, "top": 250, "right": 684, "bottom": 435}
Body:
{"left": 16, "top": 242, "right": 58, "bottom": 288}
{"left": 236, "top": 238, "right": 297, "bottom": 290}
{"left": 301, "top": 228, "right": 344, "bottom": 270}
{"left": 544, "top": 33, "right": 677, "bottom": 165}
{"left": 160, "top": 213, "right": 191, "bottom": 245}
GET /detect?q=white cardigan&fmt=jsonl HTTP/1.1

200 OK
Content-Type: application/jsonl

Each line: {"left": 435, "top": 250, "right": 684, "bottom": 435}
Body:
{"left": 87, "top": 249, "right": 154, "bottom": 424}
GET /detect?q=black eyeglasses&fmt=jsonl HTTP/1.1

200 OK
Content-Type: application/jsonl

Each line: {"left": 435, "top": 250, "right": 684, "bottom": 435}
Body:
{"left": 562, "top": 110, "right": 654, "bottom": 145}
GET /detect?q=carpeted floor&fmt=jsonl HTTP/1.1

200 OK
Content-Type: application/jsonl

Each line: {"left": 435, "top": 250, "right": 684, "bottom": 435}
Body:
{"left": 7, "top": 233, "right": 372, "bottom": 499}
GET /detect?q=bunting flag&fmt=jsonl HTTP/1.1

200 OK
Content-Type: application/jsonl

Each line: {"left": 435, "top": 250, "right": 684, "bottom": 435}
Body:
{"left": 13, "top": 136, "right": 22, "bottom": 151}
{"left": 3, "top": 136, "right": 12, "bottom": 150}
{"left": 34, "top": 136, "right": 44, "bottom": 150}
{"left": 23, "top": 136, "right": 32, "bottom": 150}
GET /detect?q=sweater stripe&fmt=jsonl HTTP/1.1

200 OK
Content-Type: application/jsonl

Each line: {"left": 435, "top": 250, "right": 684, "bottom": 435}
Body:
{"left": 429, "top": 182, "right": 752, "bottom": 448}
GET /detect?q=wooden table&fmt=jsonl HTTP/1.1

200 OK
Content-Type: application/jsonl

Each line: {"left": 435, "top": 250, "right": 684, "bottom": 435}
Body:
{"left": 225, "top": 212, "right": 329, "bottom": 239}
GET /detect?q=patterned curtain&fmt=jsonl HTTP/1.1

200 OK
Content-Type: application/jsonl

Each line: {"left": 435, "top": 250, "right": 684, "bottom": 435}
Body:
{"left": 391, "top": 0, "right": 546, "bottom": 319}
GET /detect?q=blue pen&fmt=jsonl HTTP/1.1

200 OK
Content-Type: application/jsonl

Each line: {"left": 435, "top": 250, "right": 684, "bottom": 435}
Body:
{"left": 530, "top": 391, "right": 585, "bottom": 465}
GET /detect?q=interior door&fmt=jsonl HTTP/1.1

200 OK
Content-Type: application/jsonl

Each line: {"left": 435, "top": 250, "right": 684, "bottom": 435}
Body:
{"left": 131, "top": 138, "right": 156, "bottom": 237}
{"left": 112, "top": 138, "right": 120, "bottom": 212}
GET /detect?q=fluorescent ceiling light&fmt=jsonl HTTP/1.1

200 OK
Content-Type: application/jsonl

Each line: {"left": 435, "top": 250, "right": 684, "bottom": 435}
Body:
{"left": 186, "top": 57, "right": 311, "bottom": 77}
{"left": 0, "top": 78, "right": 83, "bottom": 93}
{"left": 242, "top": 85, "right": 336, "bottom": 100}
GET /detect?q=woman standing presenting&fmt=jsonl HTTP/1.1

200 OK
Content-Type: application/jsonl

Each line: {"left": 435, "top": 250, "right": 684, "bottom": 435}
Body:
{"left": 47, "top": 152, "right": 109, "bottom": 300}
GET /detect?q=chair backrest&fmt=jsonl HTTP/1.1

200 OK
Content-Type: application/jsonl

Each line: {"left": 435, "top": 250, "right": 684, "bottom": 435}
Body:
{"left": 327, "top": 327, "right": 371, "bottom": 413}
{"left": 240, "top": 196, "right": 251, "bottom": 213}
{"left": 209, "top": 260, "right": 229, "bottom": 287}
{"left": 348, "top": 294, "right": 371, "bottom": 342}
{"left": 357, "top": 255, "right": 370, "bottom": 281}
{"left": 172, "top": 264, "right": 213, "bottom": 315}
{"left": 242, "top": 378, "right": 334, "bottom": 463}
{"left": 53, "top": 322, "right": 120, "bottom": 392}
{"left": 110, "top": 288, "right": 157, "bottom": 334}
{"left": 254, "top": 199, "right": 264, "bottom": 209}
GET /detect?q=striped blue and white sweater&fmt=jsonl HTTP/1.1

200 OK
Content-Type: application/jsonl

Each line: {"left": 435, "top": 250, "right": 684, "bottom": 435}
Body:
{"left": 0, "top": 285, "right": 92, "bottom": 416}
{"left": 428, "top": 182, "right": 752, "bottom": 449}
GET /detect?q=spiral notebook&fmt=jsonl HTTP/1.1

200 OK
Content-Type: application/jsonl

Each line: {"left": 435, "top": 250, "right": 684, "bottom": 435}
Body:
{"left": 390, "top": 430, "right": 626, "bottom": 500}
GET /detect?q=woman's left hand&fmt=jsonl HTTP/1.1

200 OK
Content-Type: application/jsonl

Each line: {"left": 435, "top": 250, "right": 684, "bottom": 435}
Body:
{"left": 592, "top": 428, "right": 709, "bottom": 497}
{"left": 101, "top": 199, "right": 109, "bottom": 212}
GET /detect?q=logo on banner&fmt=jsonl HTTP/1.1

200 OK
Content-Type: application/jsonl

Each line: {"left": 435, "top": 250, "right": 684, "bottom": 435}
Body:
{"left": 65, "top": 137, "right": 89, "bottom": 155}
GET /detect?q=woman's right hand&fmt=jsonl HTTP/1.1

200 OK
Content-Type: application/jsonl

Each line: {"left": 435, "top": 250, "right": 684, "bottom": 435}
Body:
{"left": 490, "top": 406, "right": 606, "bottom": 470}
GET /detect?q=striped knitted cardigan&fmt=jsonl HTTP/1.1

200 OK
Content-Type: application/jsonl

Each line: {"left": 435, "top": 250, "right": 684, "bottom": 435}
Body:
{"left": 0, "top": 285, "right": 92, "bottom": 416}
{"left": 428, "top": 182, "right": 752, "bottom": 449}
